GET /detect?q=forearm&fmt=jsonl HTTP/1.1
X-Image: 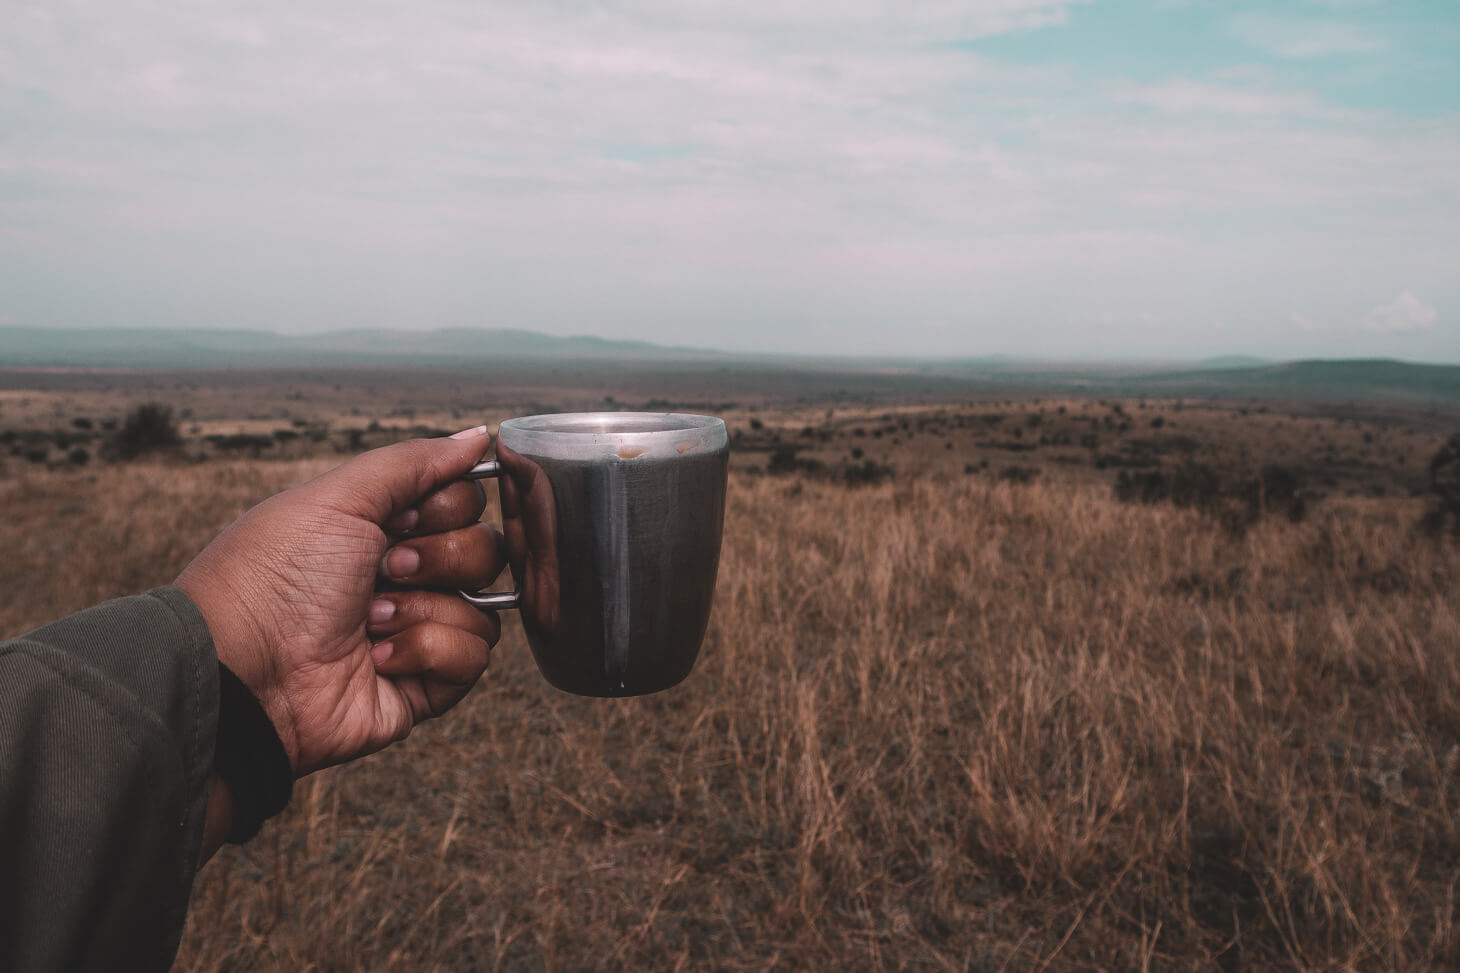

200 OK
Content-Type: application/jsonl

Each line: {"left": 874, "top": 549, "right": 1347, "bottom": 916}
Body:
{"left": 0, "top": 589, "right": 218, "bottom": 972}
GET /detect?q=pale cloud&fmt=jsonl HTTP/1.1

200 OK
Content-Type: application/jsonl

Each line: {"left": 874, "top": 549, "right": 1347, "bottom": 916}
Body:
{"left": 1229, "top": 13, "right": 1387, "bottom": 59}
{"left": 1115, "top": 79, "right": 1323, "bottom": 116}
{"left": 1291, "top": 311, "right": 1317, "bottom": 332}
{"left": 1364, "top": 291, "right": 1438, "bottom": 334}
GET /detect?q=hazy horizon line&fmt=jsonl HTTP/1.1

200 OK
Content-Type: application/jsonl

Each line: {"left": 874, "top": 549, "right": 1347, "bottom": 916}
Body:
{"left": 4, "top": 323, "right": 1458, "bottom": 369}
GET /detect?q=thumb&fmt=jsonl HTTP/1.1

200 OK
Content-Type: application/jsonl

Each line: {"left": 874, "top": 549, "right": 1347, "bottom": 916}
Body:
{"left": 306, "top": 425, "right": 494, "bottom": 525}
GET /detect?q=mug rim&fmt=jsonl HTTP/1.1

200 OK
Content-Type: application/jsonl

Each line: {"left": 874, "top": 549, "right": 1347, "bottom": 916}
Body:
{"left": 498, "top": 411, "right": 727, "bottom": 461}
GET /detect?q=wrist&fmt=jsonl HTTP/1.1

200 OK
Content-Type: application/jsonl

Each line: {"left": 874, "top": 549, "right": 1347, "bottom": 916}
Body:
{"left": 175, "top": 569, "right": 302, "bottom": 775}
{"left": 214, "top": 661, "right": 294, "bottom": 843}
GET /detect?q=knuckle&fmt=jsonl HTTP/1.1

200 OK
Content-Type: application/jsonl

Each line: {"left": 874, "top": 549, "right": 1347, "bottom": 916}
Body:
{"left": 466, "top": 524, "right": 500, "bottom": 579}
{"left": 438, "top": 530, "right": 467, "bottom": 570}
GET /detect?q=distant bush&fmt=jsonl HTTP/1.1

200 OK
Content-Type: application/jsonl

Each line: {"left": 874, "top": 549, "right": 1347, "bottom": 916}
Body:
{"left": 767, "top": 446, "right": 802, "bottom": 475}
{"left": 112, "top": 403, "right": 181, "bottom": 459}
{"left": 205, "top": 433, "right": 275, "bottom": 453}
{"left": 1115, "top": 463, "right": 1309, "bottom": 534}
{"left": 999, "top": 465, "right": 1040, "bottom": 484}
{"left": 842, "top": 459, "right": 894, "bottom": 486}
{"left": 763, "top": 445, "right": 890, "bottom": 486}
{"left": 1419, "top": 434, "right": 1460, "bottom": 538}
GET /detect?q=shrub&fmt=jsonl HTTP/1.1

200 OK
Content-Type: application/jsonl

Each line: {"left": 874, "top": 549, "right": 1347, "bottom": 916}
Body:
{"left": 842, "top": 459, "right": 894, "bottom": 486}
{"left": 767, "top": 446, "right": 801, "bottom": 475}
{"left": 1115, "top": 463, "right": 1309, "bottom": 534}
{"left": 1420, "top": 434, "right": 1460, "bottom": 538}
{"left": 113, "top": 403, "right": 181, "bottom": 459}
{"left": 205, "top": 433, "right": 276, "bottom": 453}
{"left": 999, "top": 465, "right": 1039, "bottom": 484}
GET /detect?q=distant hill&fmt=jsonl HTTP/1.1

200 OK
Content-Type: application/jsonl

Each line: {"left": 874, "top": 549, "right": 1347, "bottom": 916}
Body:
{"left": 915, "top": 357, "right": 1460, "bottom": 407}
{"left": 1196, "top": 355, "right": 1272, "bottom": 370}
{"left": 1, "top": 327, "right": 1456, "bottom": 407}
{"left": 0, "top": 326, "right": 715, "bottom": 369}
{"left": 1112, "top": 359, "right": 1460, "bottom": 405}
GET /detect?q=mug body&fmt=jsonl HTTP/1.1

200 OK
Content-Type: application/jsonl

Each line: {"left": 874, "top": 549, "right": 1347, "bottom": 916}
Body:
{"left": 497, "top": 412, "right": 729, "bottom": 697}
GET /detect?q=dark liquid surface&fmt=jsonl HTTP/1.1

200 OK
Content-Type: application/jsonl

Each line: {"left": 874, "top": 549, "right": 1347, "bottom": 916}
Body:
{"left": 514, "top": 448, "right": 728, "bottom": 697}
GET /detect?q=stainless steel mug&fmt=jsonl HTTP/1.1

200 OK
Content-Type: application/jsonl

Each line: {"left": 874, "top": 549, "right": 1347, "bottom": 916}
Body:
{"left": 460, "top": 412, "right": 729, "bottom": 697}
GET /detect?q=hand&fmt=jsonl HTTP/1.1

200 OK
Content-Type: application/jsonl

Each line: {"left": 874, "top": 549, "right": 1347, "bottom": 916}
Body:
{"left": 175, "top": 426, "right": 506, "bottom": 779}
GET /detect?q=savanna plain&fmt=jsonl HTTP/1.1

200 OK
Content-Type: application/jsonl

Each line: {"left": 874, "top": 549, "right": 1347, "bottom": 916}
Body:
{"left": 2, "top": 366, "right": 1459, "bottom": 971}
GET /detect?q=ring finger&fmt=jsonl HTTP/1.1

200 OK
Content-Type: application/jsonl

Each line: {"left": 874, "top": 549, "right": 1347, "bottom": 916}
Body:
{"left": 368, "top": 589, "right": 502, "bottom": 646}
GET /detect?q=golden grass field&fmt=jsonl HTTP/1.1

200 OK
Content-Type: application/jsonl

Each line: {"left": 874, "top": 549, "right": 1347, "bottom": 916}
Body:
{"left": 2, "top": 372, "right": 1459, "bottom": 970}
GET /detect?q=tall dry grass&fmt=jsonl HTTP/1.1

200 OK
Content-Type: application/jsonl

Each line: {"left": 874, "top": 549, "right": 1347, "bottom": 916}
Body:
{"left": 2, "top": 455, "right": 1458, "bottom": 970}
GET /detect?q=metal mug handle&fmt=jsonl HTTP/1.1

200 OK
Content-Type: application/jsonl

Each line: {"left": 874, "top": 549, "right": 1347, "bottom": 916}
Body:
{"left": 458, "top": 459, "right": 521, "bottom": 611}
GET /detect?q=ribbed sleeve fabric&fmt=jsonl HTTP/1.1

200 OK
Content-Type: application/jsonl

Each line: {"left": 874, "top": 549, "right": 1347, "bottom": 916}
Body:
{"left": 0, "top": 587, "right": 218, "bottom": 972}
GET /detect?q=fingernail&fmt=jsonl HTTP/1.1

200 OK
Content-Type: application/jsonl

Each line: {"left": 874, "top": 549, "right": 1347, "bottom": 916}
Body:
{"left": 383, "top": 546, "right": 421, "bottom": 578}
{"left": 450, "top": 424, "right": 489, "bottom": 440}
{"left": 371, "top": 642, "right": 394, "bottom": 665}
{"left": 386, "top": 508, "right": 419, "bottom": 532}
{"left": 369, "top": 599, "right": 396, "bottom": 624}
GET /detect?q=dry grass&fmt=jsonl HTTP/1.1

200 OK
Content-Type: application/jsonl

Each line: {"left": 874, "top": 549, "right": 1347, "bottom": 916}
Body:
{"left": 3, "top": 441, "right": 1459, "bottom": 970}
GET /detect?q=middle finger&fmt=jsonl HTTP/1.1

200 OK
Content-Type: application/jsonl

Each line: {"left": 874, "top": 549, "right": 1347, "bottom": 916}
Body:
{"left": 386, "top": 480, "right": 487, "bottom": 536}
{"left": 380, "top": 521, "right": 507, "bottom": 591}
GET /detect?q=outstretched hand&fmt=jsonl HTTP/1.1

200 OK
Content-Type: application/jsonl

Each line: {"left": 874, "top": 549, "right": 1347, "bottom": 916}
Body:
{"left": 175, "top": 426, "right": 506, "bottom": 780}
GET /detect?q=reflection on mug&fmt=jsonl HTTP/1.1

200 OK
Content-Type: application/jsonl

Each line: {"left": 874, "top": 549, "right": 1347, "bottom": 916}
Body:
{"left": 495, "top": 441, "right": 561, "bottom": 651}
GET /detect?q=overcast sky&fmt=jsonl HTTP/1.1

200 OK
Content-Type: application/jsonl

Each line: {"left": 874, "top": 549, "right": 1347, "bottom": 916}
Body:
{"left": 2, "top": 0, "right": 1457, "bottom": 361}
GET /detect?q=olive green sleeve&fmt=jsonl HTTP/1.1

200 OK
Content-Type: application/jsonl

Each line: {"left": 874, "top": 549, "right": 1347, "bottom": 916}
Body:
{"left": 0, "top": 587, "right": 218, "bottom": 973}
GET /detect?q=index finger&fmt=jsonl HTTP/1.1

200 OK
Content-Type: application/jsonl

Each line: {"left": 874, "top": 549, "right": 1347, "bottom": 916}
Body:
{"left": 307, "top": 426, "right": 493, "bottom": 525}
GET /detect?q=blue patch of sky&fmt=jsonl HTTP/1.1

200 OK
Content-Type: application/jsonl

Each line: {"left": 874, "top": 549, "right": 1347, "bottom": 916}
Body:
{"left": 951, "top": 0, "right": 1244, "bottom": 83}
{"left": 948, "top": 0, "right": 1460, "bottom": 117}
